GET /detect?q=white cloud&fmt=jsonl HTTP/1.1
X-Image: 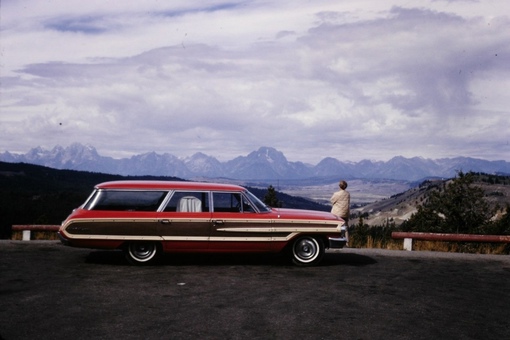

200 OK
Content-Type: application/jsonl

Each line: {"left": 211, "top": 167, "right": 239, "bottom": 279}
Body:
{"left": 1, "top": 0, "right": 509, "bottom": 163}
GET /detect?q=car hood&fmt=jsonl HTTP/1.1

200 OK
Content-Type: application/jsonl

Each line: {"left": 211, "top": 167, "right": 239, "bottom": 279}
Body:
{"left": 271, "top": 208, "right": 343, "bottom": 222}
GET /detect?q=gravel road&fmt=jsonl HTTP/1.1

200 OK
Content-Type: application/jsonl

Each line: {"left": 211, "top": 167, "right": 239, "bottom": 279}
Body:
{"left": 1, "top": 241, "right": 509, "bottom": 340}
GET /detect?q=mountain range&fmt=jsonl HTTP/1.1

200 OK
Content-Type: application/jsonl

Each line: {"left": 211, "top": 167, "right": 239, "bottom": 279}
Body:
{"left": 1, "top": 143, "right": 509, "bottom": 181}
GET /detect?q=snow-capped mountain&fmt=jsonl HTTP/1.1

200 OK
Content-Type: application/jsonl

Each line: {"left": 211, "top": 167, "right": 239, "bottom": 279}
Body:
{"left": 1, "top": 143, "right": 509, "bottom": 181}
{"left": 184, "top": 152, "right": 225, "bottom": 178}
{"left": 224, "top": 147, "right": 313, "bottom": 179}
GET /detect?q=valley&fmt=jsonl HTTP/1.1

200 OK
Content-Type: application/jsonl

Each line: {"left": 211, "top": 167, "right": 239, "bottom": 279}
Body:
{"left": 243, "top": 178, "right": 414, "bottom": 205}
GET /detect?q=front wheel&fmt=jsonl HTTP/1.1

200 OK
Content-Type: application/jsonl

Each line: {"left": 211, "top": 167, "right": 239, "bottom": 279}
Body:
{"left": 290, "top": 236, "right": 324, "bottom": 266}
{"left": 125, "top": 241, "right": 160, "bottom": 265}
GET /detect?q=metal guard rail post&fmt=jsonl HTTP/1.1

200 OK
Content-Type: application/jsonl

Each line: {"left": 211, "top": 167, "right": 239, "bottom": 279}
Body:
{"left": 11, "top": 225, "right": 60, "bottom": 241}
{"left": 391, "top": 232, "right": 510, "bottom": 251}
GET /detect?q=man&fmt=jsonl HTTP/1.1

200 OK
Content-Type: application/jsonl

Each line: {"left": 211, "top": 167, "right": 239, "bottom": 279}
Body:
{"left": 330, "top": 180, "right": 351, "bottom": 242}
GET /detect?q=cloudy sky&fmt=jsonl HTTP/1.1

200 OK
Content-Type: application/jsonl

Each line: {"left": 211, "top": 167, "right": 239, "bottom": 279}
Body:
{"left": 1, "top": 0, "right": 509, "bottom": 164}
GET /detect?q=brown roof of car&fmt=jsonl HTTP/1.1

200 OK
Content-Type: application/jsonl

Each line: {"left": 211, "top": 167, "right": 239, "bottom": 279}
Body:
{"left": 95, "top": 180, "right": 246, "bottom": 191}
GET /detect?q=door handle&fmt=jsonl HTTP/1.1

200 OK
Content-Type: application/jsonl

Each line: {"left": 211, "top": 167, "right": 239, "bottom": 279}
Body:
{"left": 212, "top": 220, "right": 224, "bottom": 225}
{"left": 160, "top": 219, "right": 171, "bottom": 224}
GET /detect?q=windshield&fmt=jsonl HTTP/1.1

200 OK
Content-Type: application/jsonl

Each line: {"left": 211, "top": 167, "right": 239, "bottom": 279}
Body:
{"left": 244, "top": 190, "right": 271, "bottom": 213}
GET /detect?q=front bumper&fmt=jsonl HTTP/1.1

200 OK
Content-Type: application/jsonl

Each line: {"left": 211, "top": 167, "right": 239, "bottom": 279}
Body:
{"left": 328, "top": 237, "right": 347, "bottom": 248}
{"left": 328, "top": 224, "right": 348, "bottom": 248}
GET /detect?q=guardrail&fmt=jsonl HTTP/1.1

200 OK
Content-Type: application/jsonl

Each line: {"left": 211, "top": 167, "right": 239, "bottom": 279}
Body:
{"left": 11, "top": 225, "right": 60, "bottom": 241}
{"left": 391, "top": 232, "right": 510, "bottom": 251}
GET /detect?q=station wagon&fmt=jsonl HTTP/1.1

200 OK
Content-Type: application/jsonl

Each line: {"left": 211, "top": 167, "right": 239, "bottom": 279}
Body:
{"left": 58, "top": 181, "right": 347, "bottom": 265}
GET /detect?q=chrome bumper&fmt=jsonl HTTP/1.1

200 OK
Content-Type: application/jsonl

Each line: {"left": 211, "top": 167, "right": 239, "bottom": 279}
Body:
{"left": 328, "top": 224, "right": 348, "bottom": 248}
{"left": 328, "top": 237, "right": 347, "bottom": 248}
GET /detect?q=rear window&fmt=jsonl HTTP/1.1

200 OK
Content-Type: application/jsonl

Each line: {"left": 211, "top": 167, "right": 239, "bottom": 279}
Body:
{"left": 84, "top": 190, "right": 167, "bottom": 211}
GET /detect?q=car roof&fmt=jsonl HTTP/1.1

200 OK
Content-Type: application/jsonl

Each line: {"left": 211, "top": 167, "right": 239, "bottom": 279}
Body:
{"left": 95, "top": 180, "right": 246, "bottom": 192}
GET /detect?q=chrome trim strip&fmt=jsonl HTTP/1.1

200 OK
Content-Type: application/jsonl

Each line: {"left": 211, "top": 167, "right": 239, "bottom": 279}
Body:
{"left": 63, "top": 234, "right": 164, "bottom": 241}
{"left": 61, "top": 234, "right": 294, "bottom": 242}
{"left": 217, "top": 226, "right": 340, "bottom": 233}
{"left": 62, "top": 218, "right": 342, "bottom": 227}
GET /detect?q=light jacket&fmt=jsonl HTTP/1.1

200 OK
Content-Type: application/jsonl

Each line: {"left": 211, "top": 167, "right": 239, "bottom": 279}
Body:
{"left": 330, "top": 189, "right": 350, "bottom": 219}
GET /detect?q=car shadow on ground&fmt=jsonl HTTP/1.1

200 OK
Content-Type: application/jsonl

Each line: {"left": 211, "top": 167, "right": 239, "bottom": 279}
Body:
{"left": 322, "top": 252, "right": 378, "bottom": 266}
{"left": 84, "top": 250, "right": 377, "bottom": 267}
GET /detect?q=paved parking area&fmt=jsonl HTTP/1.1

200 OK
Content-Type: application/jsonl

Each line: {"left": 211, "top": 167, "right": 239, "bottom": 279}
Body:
{"left": 1, "top": 241, "right": 509, "bottom": 339}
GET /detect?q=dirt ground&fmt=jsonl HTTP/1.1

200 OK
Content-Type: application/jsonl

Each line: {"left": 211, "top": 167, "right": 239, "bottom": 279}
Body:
{"left": 1, "top": 241, "right": 509, "bottom": 340}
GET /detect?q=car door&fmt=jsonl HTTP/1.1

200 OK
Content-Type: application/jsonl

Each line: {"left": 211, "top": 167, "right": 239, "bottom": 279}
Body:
{"left": 209, "top": 191, "right": 273, "bottom": 251}
{"left": 158, "top": 191, "right": 212, "bottom": 251}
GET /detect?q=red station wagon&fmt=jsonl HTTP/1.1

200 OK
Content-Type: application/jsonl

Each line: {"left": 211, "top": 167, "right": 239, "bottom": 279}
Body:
{"left": 58, "top": 181, "right": 347, "bottom": 266}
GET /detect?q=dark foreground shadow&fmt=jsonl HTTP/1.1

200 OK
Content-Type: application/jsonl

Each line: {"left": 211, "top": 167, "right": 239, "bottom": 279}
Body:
{"left": 85, "top": 250, "right": 128, "bottom": 266}
{"left": 85, "top": 250, "right": 377, "bottom": 267}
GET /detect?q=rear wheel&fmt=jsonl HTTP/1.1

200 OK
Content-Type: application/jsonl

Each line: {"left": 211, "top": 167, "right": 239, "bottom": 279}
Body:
{"left": 291, "top": 236, "right": 324, "bottom": 266}
{"left": 125, "top": 241, "right": 160, "bottom": 265}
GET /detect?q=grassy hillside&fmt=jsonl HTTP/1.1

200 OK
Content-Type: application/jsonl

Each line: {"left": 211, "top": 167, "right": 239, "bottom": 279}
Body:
{"left": 0, "top": 162, "right": 327, "bottom": 238}
{"left": 356, "top": 173, "right": 510, "bottom": 226}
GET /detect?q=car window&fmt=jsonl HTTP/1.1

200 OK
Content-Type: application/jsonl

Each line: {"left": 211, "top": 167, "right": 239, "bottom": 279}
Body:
{"left": 164, "top": 191, "right": 210, "bottom": 212}
{"left": 85, "top": 190, "right": 167, "bottom": 211}
{"left": 244, "top": 190, "right": 271, "bottom": 212}
{"left": 212, "top": 192, "right": 256, "bottom": 213}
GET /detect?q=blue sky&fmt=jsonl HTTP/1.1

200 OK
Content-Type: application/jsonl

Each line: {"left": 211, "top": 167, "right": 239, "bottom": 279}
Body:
{"left": 1, "top": 0, "right": 509, "bottom": 163}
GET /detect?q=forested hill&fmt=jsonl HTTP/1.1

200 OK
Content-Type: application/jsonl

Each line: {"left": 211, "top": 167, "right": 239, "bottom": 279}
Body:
{"left": 0, "top": 162, "right": 327, "bottom": 238}
{"left": 357, "top": 173, "right": 510, "bottom": 227}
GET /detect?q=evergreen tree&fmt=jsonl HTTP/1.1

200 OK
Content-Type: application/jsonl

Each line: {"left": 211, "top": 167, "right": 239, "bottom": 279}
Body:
{"left": 263, "top": 185, "right": 280, "bottom": 207}
{"left": 403, "top": 172, "right": 493, "bottom": 234}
